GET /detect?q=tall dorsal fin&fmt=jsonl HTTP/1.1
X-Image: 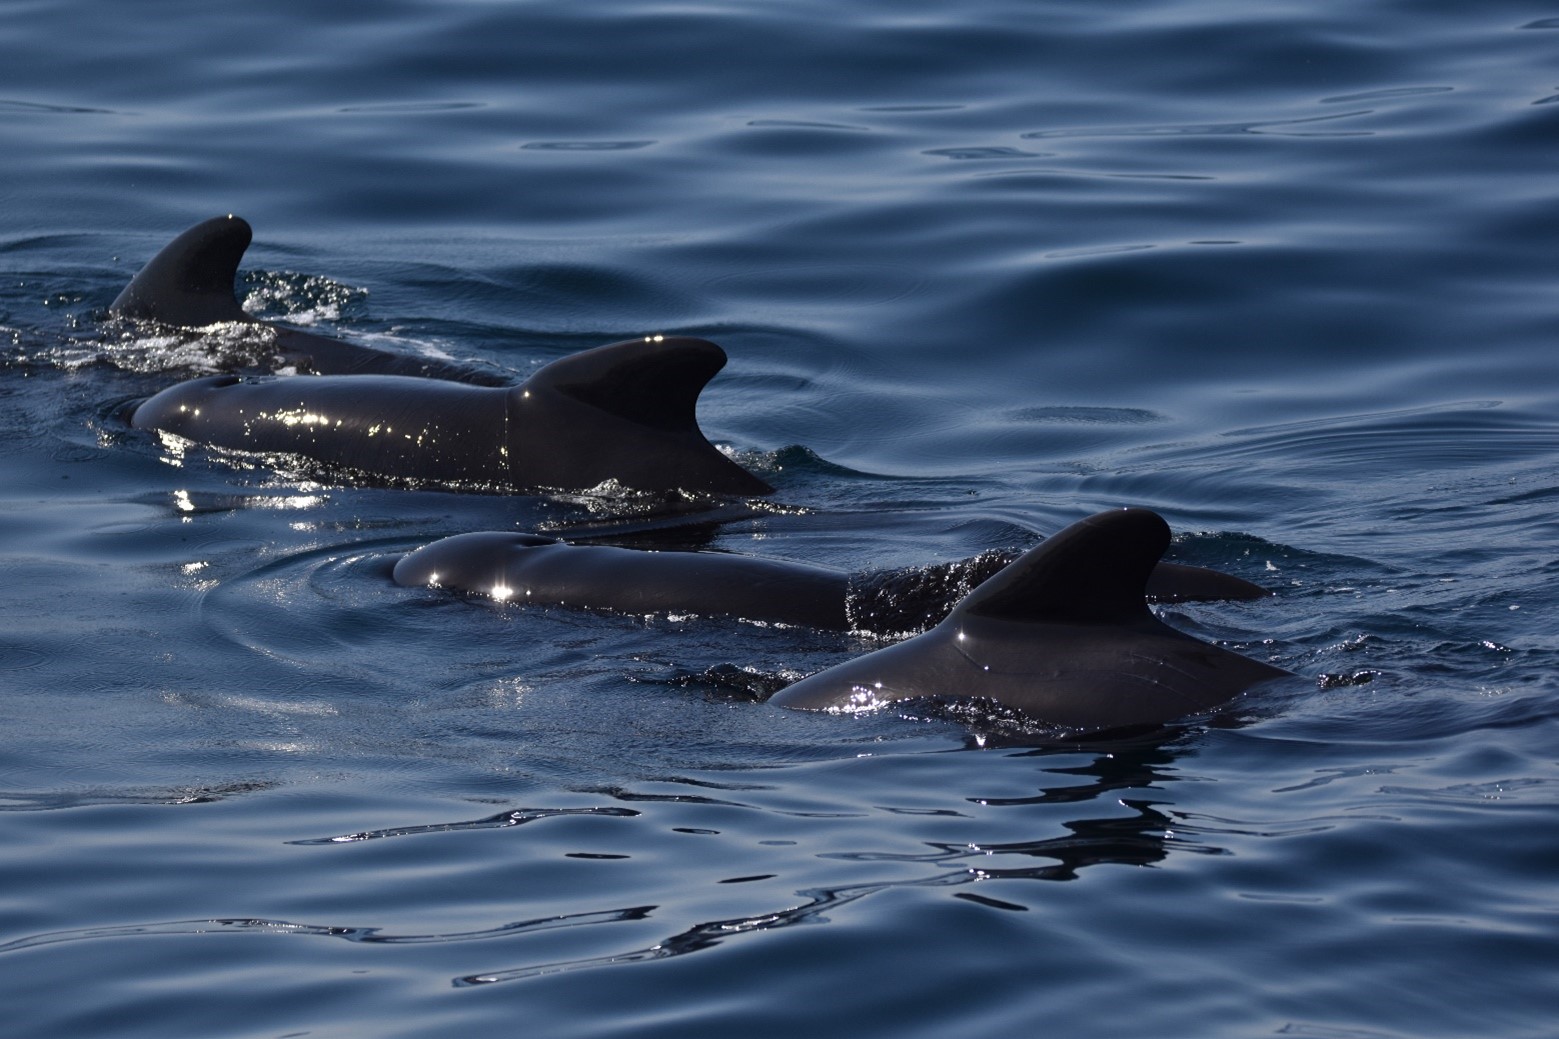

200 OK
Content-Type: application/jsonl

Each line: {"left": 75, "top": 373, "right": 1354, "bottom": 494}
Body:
{"left": 958, "top": 508, "right": 1170, "bottom": 625}
{"left": 111, "top": 214, "right": 253, "bottom": 326}
{"left": 523, "top": 336, "right": 727, "bottom": 433}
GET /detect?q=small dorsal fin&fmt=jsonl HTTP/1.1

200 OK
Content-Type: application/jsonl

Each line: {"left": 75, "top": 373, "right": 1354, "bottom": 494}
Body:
{"left": 111, "top": 214, "right": 253, "bottom": 326}
{"left": 958, "top": 509, "right": 1170, "bottom": 625}
{"left": 524, "top": 336, "right": 727, "bottom": 433}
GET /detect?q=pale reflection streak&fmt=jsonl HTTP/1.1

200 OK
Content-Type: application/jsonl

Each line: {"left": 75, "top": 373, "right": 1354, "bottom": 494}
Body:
{"left": 273, "top": 406, "right": 336, "bottom": 429}
{"left": 0, "top": 908, "right": 654, "bottom": 955}
{"left": 154, "top": 429, "right": 192, "bottom": 466}
{"left": 288, "top": 805, "right": 641, "bottom": 845}
{"left": 456, "top": 870, "right": 989, "bottom": 986}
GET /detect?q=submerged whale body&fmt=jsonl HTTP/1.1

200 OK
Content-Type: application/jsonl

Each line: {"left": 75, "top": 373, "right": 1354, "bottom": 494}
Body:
{"left": 112, "top": 214, "right": 505, "bottom": 384}
{"left": 131, "top": 335, "right": 775, "bottom": 496}
{"left": 769, "top": 509, "right": 1291, "bottom": 732}
{"left": 393, "top": 527, "right": 1269, "bottom": 634}
{"left": 395, "top": 532, "right": 852, "bottom": 628}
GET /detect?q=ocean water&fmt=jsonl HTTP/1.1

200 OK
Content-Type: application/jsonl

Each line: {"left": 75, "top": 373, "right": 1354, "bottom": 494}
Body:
{"left": 2, "top": 1, "right": 1558, "bottom": 1036}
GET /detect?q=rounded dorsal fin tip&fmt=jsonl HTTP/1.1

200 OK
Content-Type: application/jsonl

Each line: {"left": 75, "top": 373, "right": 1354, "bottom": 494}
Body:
{"left": 523, "top": 336, "right": 729, "bottom": 433}
{"left": 956, "top": 508, "right": 1170, "bottom": 625}
{"left": 110, "top": 214, "right": 254, "bottom": 326}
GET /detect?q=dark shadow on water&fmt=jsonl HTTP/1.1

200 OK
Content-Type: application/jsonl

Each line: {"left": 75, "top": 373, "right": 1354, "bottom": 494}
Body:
{"left": 455, "top": 735, "right": 1213, "bottom": 986}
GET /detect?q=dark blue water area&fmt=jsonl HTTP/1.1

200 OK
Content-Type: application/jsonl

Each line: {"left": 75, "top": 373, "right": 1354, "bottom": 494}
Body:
{"left": 2, "top": 1, "right": 1558, "bottom": 1036}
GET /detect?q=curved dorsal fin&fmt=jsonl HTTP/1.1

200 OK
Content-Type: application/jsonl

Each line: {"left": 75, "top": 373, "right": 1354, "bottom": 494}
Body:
{"left": 524, "top": 336, "right": 727, "bottom": 433}
{"left": 958, "top": 508, "right": 1170, "bottom": 625}
{"left": 111, "top": 214, "right": 253, "bottom": 326}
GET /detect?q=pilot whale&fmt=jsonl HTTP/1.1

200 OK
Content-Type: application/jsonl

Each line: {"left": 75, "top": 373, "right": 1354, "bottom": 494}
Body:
{"left": 392, "top": 525, "right": 1269, "bottom": 635}
{"left": 396, "top": 532, "right": 853, "bottom": 628}
{"left": 768, "top": 509, "right": 1291, "bottom": 731}
{"left": 112, "top": 214, "right": 505, "bottom": 383}
{"left": 119, "top": 218, "right": 773, "bottom": 496}
{"left": 130, "top": 335, "right": 775, "bottom": 496}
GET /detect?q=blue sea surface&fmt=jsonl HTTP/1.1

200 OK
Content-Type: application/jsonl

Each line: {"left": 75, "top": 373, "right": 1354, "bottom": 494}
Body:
{"left": 2, "top": 1, "right": 1557, "bottom": 1036}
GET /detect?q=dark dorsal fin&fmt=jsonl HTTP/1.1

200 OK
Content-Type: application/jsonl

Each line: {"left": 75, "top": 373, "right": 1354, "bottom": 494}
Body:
{"left": 524, "top": 336, "right": 727, "bottom": 433}
{"left": 111, "top": 215, "right": 253, "bottom": 326}
{"left": 959, "top": 508, "right": 1170, "bottom": 625}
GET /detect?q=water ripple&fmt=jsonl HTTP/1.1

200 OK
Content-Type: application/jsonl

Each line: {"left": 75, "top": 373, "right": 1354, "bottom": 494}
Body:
{"left": 290, "top": 805, "right": 641, "bottom": 845}
{"left": 520, "top": 140, "right": 657, "bottom": 151}
{"left": 1021, "top": 108, "right": 1376, "bottom": 139}
{"left": 0, "top": 98, "right": 119, "bottom": 115}
{"left": 455, "top": 870, "right": 979, "bottom": 986}
{"left": 0, "top": 907, "right": 654, "bottom": 956}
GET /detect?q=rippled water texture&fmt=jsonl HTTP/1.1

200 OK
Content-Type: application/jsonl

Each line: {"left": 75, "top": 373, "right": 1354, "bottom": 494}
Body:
{"left": 2, "top": 2, "right": 1557, "bottom": 1037}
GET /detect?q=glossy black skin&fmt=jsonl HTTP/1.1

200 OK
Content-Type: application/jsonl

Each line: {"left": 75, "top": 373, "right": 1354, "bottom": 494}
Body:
{"left": 394, "top": 532, "right": 851, "bottom": 629}
{"left": 392, "top": 527, "right": 1269, "bottom": 633}
{"left": 769, "top": 509, "right": 1292, "bottom": 732}
{"left": 131, "top": 336, "right": 774, "bottom": 495}
{"left": 118, "top": 217, "right": 773, "bottom": 497}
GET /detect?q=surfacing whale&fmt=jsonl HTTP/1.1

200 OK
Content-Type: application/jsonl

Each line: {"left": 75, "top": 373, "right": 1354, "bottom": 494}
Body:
{"left": 768, "top": 509, "right": 1291, "bottom": 731}
{"left": 112, "top": 214, "right": 505, "bottom": 383}
{"left": 119, "top": 217, "right": 772, "bottom": 497}
{"left": 392, "top": 525, "right": 1269, "bottom": 635}
{"left": 396, "top": 532, "right": 852, "bottom": 628}
{"left": 131, "top": 335, "right": 775, "bottom": 496}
